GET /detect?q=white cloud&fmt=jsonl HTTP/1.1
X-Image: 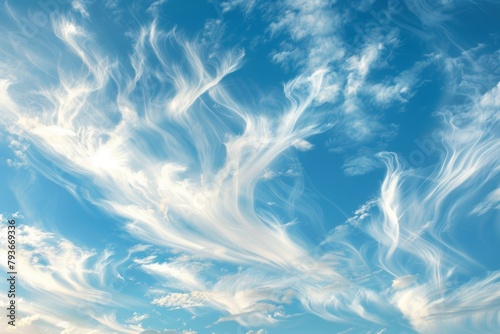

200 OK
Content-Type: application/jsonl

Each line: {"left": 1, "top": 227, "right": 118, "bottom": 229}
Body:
{"left": 291, "top": 139, "right": 313, "bottom": 151}
{"left": 268, "top": 0, "right": 345, "bottom": 71}
{"left": 6, "top": 138, "right": 29, "bottom": 168}
{"left": 153, "top": 287, "right": 282, "bottom": 326}
{"left": 141, "top": 330, "right": 197, "bottom": 334}
{"left": 0, "top": 224, "right": 142, "bottom": 333}
{"left": 342, "top": 154, "right": 381, "bottom": 176}
{"left": 470, "top": 188, "right": 500, "bottom": 216}
{"left": 221, "top": 0, "right": 257, "bottom": 14}
{"left": 16, "top": 314, "right": 41, "bottom": 328}
{"left": 152, "top": 292, "right": 208, "bottom": 309}
{"left": 391, "top": 275, "right": 418, "bottom": 290}
{"left": 392, "top": 272, "right": 500, "bottom": 333}
{"left": 1, "top": 2, "right": 499, "bottom": 332}
{"left": 480, "top": 81, "right": 500, "bottom": 107}
{"left": 126, "top": 312, "right": 149, "bottom": 324}
{"left": 71, "top": 0, "right": 90, "bottom": 18}
{"left": 141, "top": 257, "right": 208, "bottom": 291}
{"left": 246, "top": 329, "right": 267, "bottom": 334}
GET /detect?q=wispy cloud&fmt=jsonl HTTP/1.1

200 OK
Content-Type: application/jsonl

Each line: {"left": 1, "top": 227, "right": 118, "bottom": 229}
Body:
{"left": 0, "top": 1, "right": 499, "bottom": 333}
{"left": 0, "top": 225, "right": 143, "bottom": 333}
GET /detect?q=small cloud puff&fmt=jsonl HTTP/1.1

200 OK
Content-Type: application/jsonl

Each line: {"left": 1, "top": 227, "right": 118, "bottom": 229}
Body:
{"left": 292, "top": 139, "right": 314, "bottom": 151}
{"left": 126, "top": 312, "right": 150, "bottom": 324}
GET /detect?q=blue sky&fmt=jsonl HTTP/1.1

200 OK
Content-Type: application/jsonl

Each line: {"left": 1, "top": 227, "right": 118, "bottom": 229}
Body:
{"left": 0, "top": 0, "right": 499, "bottom": 333}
